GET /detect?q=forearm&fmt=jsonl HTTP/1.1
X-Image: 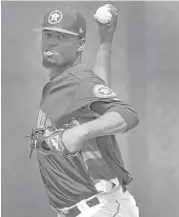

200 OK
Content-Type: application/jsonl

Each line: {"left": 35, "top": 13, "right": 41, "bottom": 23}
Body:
{"left": 76, "top": 111, "right": 127, "bottom": 140}
{"left": 62, "top": 107, "right": 138, "bottom": 152}
{"left": 93, "top": 42, "right": 112, "bottom": 87}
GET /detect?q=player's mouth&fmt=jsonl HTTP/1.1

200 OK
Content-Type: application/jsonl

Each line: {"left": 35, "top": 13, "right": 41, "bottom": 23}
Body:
{"left": 43, "top": 50, "right": 59, "bottom": 57}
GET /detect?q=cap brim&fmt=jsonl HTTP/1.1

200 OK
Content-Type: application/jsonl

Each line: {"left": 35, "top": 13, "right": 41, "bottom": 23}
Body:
{"left": 33, "top": 27, "right": 79, "bottom": 36}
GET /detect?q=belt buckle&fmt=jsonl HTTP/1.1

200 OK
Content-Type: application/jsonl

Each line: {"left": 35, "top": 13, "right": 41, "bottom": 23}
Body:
{"left": 77, "top": 200, "right": 90, "bottom": 213}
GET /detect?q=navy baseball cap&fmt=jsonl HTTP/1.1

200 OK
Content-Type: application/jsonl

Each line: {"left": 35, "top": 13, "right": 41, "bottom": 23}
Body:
{"left": 34, "top": 7, "right": 86, "bottom": 38}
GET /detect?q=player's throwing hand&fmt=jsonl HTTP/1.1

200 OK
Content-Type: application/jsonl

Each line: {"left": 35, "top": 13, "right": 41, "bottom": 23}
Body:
{"left": 94, "top": 4, "right": 118, "bottom": 43}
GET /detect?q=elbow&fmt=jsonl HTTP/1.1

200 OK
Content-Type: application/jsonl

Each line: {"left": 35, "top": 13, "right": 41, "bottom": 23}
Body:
{"left": 125, "top": 111, "right": 139, "bottom": 132}
{"left": 104, "top": 103, "right": 140, "bottom": 132}
{"left": 130, "top": 112, "right": 139, "bottom": 129}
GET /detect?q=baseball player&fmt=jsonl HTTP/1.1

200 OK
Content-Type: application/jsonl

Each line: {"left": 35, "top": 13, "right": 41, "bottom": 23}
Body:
{"left": 29, "top": 5, "right": 140, "bottom": 217}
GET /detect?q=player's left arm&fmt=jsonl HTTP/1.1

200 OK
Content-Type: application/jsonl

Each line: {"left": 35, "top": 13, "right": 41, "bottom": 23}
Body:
{"left": 72, "top": 101, "right": 138, "bottom": 137}
{"left": 62, "top": 101, "right": 139, "bottom": 152}
{"left": 62, "top": 92, "right": 139, "bottom": 153}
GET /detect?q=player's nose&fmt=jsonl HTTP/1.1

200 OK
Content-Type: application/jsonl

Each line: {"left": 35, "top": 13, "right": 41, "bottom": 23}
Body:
{"left": 47, "top": 37, "right": 59, "bottom": 47}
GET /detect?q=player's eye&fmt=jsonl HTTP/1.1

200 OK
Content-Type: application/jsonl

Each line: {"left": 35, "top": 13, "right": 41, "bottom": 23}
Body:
{"left": 57, "top": 35, "right": 67, "bottom": 40}
{"left": 44, "top": 32, "right": 52, "bottom": 38}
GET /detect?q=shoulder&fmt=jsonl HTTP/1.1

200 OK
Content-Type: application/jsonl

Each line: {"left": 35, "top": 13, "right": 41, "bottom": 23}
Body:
{"left": 67, "top": 64, "right": 118, "bottom": 100}
{"left": 76, "top": 80, "right": 118, "bottom": 101}
{"left": 67, "top": 62, "right": 105, "bottom": 83}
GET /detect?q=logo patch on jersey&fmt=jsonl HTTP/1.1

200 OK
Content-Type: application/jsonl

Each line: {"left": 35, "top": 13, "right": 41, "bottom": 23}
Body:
{"left": 93, "top": 84, "right": 117, "bottom": 98}
{"left": 48, "top": 10, "right": 63, "bottom": 25}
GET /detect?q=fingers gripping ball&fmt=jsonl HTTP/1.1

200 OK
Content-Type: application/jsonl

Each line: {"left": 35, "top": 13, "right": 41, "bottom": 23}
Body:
{"left": 94, "top": 6, "right": 112, "bottom": 24}
{"left": 94, "top": 4, "right": 118, "bottom": 24}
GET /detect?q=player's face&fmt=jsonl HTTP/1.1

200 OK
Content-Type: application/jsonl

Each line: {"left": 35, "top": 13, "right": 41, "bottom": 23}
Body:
{"left": 41, "top": 30, "right": 80, "bottom": 68}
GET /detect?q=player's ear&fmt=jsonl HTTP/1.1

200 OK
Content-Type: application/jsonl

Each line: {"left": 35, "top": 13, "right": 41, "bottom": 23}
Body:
{"left": 77, "top": 38, "right": 85, "bottom": 52}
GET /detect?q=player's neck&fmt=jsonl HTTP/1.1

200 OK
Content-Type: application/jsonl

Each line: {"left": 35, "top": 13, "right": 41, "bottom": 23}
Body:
{"left": 49, "top": 65, "right": 67, "bottom": 80}
{"left": 49, "top": 55, "right": 82, "bottom": 80}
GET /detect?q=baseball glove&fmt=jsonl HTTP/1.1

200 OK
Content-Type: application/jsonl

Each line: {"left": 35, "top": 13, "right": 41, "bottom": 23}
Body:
{"left": 26, "top": 121, "right": 77, "bottom": 158}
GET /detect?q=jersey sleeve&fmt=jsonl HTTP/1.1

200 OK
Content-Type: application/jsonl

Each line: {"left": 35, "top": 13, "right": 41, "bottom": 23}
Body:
{"left": 89, "top": 100, "right": 139, "bottom": 132}
{"left": 65, "top": 77, "right": 139, "bottom": 132}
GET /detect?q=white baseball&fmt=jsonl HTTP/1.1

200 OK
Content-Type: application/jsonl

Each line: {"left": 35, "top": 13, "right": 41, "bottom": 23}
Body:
{"left": 94, "top": 5, "right": 112, "bottom": 24}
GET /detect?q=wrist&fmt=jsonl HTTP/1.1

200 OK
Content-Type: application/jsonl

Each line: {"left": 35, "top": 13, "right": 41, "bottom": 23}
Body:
{"left": 100, "top": 39, "right": 113, "bottom": 44}
{"left": 71, "top": 125, "right": 89, "bottom": 141}
{"left": 98, "top": 42, "right": 112, "bottom": 55}
{"left": 73, "top": 124, "right": 92, "bottom": 141}
{"left": 100, "top": 40, "right": 112, "bottom": 45}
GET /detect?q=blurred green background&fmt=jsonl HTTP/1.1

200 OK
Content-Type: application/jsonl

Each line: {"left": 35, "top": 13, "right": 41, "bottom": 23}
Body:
{"left": 2, "top": 1, "right": 179, "bottom": 217}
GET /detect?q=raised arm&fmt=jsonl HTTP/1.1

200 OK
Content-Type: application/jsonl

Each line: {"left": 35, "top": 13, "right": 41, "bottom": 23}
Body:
{"left": 93, "top": 4, "right": 118, "bottom": 87}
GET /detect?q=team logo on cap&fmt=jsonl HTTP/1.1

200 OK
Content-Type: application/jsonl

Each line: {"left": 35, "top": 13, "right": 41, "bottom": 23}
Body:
{"left": 48, "top": 10, "right": 63, "bottom": 24}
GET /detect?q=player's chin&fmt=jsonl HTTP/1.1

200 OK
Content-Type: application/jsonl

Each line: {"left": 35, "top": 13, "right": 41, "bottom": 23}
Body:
{"left": 42, "top": 57, "right": 57, "bottom": 68}
{"left": 42, "top": 57, "right": 65, "bottom": 68}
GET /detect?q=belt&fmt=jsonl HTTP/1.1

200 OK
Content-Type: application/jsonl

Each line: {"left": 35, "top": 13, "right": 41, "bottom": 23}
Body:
{"left": 62, "top": 197, "right": 100, "bottom": 217}
{"left": 59, "top": 185, "right": 127, "bottom": 217}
